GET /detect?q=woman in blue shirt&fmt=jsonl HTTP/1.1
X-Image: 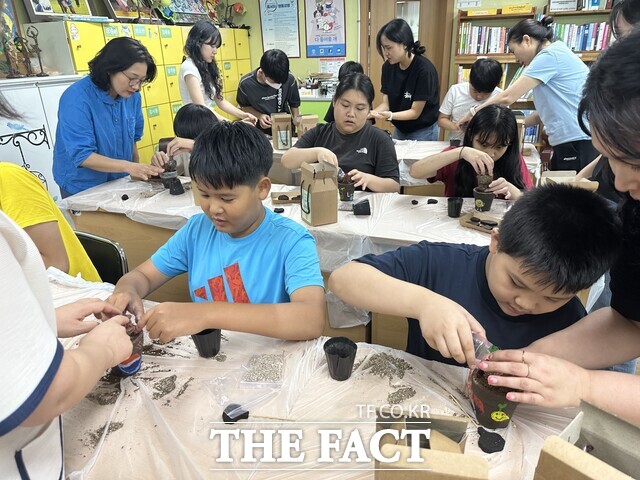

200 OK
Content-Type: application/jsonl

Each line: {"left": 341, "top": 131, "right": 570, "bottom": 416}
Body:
{"left": 53, "top": 37, "right": 164, "bottom": 197}
{"left": 457, "top": 17, "right": 599, "bottom": 172}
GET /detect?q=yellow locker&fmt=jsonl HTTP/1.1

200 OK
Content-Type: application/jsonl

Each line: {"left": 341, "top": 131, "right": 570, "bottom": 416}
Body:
{"left": 236, "top": 59, "right": 252, "bottom": 80}
{"left": 165, "top": 65, "right": 181, "bottom": 103}
{"left": 137, "top": 107, "right": 152, "bottom": 148}
{"left": 133, "top": 25, "right": 163, "bottom": 66}
{"left": 221, "top": 60, "right": 239, "bottom": 95}
{"left": 171, "top": 102, "right": 183, "bottom": 122}
{"left": 142, "top": 68, "right": 170, "bottom": 106}
{"left": 234, "top": 29, "right": 250, "bottom": 60}
{"left": 181, "top": 26, "right": 192, "bottom": 42}
{"left": 217, "top": 28, "right": 236, "bottom": 61}
{"left": 159, "top": 26, "right": 184, "bottom": 65}
{"left": 65, "top": 22, "right": 106, "bottom": 72}
{"left": 225, "top": 91, "right": 239, "bottom": 120}
{"left": 147, "top": 104, "right": 175, "bottom": 145}
{"left": 137, "top": 145, "right": 155, "bottom": 165}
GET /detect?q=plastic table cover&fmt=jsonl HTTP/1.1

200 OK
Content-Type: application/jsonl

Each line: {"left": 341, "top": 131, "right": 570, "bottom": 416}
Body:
{"left": 50, "top": 272, "right": 576, "bottom": 480}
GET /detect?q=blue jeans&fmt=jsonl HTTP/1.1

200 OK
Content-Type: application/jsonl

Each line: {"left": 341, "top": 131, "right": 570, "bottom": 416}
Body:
{"left": 393, "top": 123, "right": 439, "bottom": 141}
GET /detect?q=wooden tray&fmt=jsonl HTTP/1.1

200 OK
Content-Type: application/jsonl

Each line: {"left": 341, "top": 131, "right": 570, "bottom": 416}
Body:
{"left": 458, "top": 211, "right": 501, "bottom": 234}
{"left": 271, "top": 191, "right": 302, "bottom": 204}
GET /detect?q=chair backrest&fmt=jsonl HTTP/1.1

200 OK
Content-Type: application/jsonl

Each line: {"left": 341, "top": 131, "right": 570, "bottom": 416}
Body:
{"left": 401, "top": 182, "right": 446, "bottom": 197}
{"left": 76, "top": 231, "right": 128, "bottom": 285}
{"left": 158, "top": 137, "right": 175, "bottom": 154}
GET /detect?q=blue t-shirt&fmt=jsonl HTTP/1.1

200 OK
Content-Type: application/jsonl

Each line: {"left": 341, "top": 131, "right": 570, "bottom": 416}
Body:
{"left": 151, "top": 208, "right": 324, "bottom": 304}
{"left": 524, "top": 41, "right": 590, "bottom": 146}
{"left": 53, "top": 76, "right": 144, "bottom": 195}
{"left": 357, "top": 241, "right": 585, "bottom": 366}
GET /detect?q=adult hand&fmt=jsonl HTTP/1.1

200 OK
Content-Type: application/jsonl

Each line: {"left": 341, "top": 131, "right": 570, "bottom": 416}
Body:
{"left": 106, "top": 290, "right": 145, "bottom": 325}
{"left": 417, "top": 294, "right": 486, "bottom": 367}
{"left": 139, "top": 302, "right": 205, "bottom": 343}
{"left": 456, "top": 112, "right": 473, "bottom": 129}
{"left": 166, "top": 137, "right": 195, "bottom": 157}
{"left": 258, "top": 114, "right": 272, "bottom": 130}
{"left": 348, "top": 169, "right": 371, "bottom": 191}
{"left": 241, "top": 113, "right": 257, "bottom": 126}
{"left": 488, "top": 177, "right": 515, "bottom": 199}
{"left": 150, "top": 151, "right": 169, "bottom": 169}
{"left": 317, "top": 148, "right": 339, "bottom": 167}
{"left": 460, "top": 147, "right": 494, "bottom": 175}
{"left": 78, "top": 315, "right": 133, "bottom": 367}
{"left": 127, "top": 162, "right": 164, "bottom": 181}
{"left": 478, "top": 350, "right": 590, "bottom": 408}
{"left": 55, "top": 298, "right": 122, "bottom": 338}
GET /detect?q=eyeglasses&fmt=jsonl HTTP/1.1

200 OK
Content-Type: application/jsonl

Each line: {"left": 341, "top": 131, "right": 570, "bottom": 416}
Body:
{"left": 120, "top": 71, "right": 148, "bottom": 88}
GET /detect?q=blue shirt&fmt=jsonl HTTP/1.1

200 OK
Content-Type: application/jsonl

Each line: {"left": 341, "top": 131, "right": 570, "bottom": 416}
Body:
{"left": 357, "top": 241, "right": 585, "bottom": 366}
{"left": 53, "top": 76, "right": 144, "bottom": 195}
{"left": 151, "top": 208, "right": 324, "bottom": 304}
{"left": 524, "top": 41, "right": 590, "bottom": 146}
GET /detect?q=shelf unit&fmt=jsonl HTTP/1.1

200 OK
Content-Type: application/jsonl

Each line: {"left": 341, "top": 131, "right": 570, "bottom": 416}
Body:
{"left": 451, "top": 2, "right": 612, "bottom": 150}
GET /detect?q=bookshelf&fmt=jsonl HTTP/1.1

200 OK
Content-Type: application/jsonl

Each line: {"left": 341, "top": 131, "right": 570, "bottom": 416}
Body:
{"left": 451, "top": 2, "right": 613, "bottom": 150}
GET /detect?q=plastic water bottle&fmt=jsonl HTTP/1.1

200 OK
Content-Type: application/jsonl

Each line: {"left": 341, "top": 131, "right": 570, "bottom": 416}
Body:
{"left": 472, "top": 332, "right": 497, "bottom": 361}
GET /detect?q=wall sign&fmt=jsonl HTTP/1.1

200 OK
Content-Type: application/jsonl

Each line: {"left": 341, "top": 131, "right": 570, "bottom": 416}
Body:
{"left": 260, "top": 0, "right": 300, "bottom": 58}
{"left": 304, "top": 0, "right": 345, "bottom": 57}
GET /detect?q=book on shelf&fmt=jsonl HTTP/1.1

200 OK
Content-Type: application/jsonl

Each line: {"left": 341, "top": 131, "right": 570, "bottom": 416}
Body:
{"left": 508, "top": 65, "right": 534, "bottom": 101}
{"left": 457, "top": 23, "right": 511, "bottom": 55}
{"left": 536, "top": 14, "right": 612, "bottom": 51}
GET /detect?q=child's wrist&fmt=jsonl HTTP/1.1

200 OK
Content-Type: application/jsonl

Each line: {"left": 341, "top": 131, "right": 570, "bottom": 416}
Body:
{"left": 458, "top": 146, "right": 465, "bottom": 160}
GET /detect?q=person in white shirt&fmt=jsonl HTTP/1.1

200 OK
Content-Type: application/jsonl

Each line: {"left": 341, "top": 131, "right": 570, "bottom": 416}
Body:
{"left": 439, "top": 58, "right": 503, "bottom": 142}
{"left": 179, "top": 20, "right": 256, "bottom": 125}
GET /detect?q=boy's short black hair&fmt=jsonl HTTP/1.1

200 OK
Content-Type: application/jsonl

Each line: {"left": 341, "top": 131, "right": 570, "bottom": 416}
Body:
{"left": 338, "top": 61, "right": 364, "bottom": 82}
{"left": 173, "top": 104, "right": 217, "bottom": 140}
{"left": 189, "top": 121, "right": 272, "bottom": 189}
{"left": 498, "top": 184, "right": 622, "bottom": 294}
{"left": 469, "top": 59, "right": 503, "bottom": 93}
{"left": 260, "top": 49, "right": 290, "bottom": 85}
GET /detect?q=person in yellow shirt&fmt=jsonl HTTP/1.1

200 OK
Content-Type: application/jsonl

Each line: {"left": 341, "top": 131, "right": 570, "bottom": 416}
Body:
{"left": 0, "top": 162, "right": 101, "bottom": 281}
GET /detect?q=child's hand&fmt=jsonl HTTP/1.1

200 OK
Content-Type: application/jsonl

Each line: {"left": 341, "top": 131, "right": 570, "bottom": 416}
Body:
{"left": 55, "top": 298, "right": 122, "bottom": 338}
{"left": 417, "top": 294, "right": 485, "bottom": 367}
{"left": 258, "top": 114, "right": 272, "bottom": 130}
{"left": 455, "top": 112, "right": 473, "bottom": 129}
{"left": 460, "top": 147, "right": 494, "bottom": 175}
{"left": 79, "top": 315, "right": 133, "bottom": 367}
{"left": 242, "top": 113, "right": 257, "bottom": 125}
{"left": 478, "top": 350, "right": 589, "bottom": 409}
{"left": 488, "top": 177, "right": 511, "bottom": 198}
{"left": 317, "top": 148, "right": 339, "bottom": 167}
{"left": 166, "top": 137, "right": 195, "bottom": 157}
{"left": 139, "top": 302, "right": 206, "bottom": 343}
{"left": 349, "top": 169, "right": 371, "bottom": 191}
{"left": 106, "top": 290, "right": 145, "bottom": 326}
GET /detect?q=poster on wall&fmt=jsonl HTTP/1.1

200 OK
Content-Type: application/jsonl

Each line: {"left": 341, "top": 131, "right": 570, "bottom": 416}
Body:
{"left": 259, "top": 0, "right": 300, "bottom": 58}
{"left": 304, "top": 0, "right": 345, "bottom": 57}
{"left": 22, "top": 0, "right": 95, "bottom": 22}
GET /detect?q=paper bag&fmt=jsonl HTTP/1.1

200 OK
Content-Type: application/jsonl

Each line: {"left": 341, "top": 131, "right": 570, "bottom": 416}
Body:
{"left": 300, "top": 162, "right": 338, "bottom": 226}
{"left": 272, "top": 113, "right": 292, "bottom": 150}
{"left": 298, "top": 115, "right": 318, "bottom": 138}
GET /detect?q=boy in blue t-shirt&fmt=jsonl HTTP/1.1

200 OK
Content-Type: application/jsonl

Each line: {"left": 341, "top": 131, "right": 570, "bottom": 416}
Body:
{"left": 329, "top": 185, "right": 621, "bottom": 367}
{"left": 109, "top": 122, "right": 326, "bottom": 343}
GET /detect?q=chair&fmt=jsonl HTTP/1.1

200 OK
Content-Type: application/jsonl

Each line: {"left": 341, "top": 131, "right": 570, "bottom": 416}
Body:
{"left": 76, "top": 231, "right": 128, "bottom": 284}
{"left": 401, "top": 182, "right": 446, "bottom": 196}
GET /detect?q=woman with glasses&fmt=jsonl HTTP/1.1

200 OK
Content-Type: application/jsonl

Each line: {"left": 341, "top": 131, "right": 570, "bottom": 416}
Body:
{"left": 180, "top": 20, "right": 256, "bottom": 124}
{"left": 53, "top": 37, "right": 164, "bottom": 197}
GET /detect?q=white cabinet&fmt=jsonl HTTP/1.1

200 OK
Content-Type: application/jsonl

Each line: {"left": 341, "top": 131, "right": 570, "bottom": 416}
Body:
{"left": 0, "top": 75, "right": 80, "bottom": 200}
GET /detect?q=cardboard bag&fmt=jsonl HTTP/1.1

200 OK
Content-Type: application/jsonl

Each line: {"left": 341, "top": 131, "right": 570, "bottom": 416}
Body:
{"left": 272, "top": 113, "right": 292, "bottom": 150}
{"left": 298, "top": 115, "right": 318, "bottom": 138}
{"left": 300, "top": 162, "right": 338, "bottom": 226}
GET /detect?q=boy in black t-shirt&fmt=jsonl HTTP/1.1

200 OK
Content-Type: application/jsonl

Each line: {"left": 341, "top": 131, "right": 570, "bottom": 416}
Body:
{"left": 329, "top": 184, "right": 621, "bottom": 367}
{"left": 237, "top": 49, "right": 301, "bottom": 135}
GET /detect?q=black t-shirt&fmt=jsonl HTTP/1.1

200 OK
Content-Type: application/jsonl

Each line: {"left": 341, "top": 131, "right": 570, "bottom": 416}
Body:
{"left": 610, "top": 198, "right": 640, "bottom": 322}
{"left": 380, "top": 54, "right": 440, "bottom": 134}
{"left": 357, "top": 242, "right": 586, "bottom": 366}
{"left": 236, "top": 69, "right": 301, "bottom": 134}
{"left": 294, "top": 122, "right": 399, "bottom": 186}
